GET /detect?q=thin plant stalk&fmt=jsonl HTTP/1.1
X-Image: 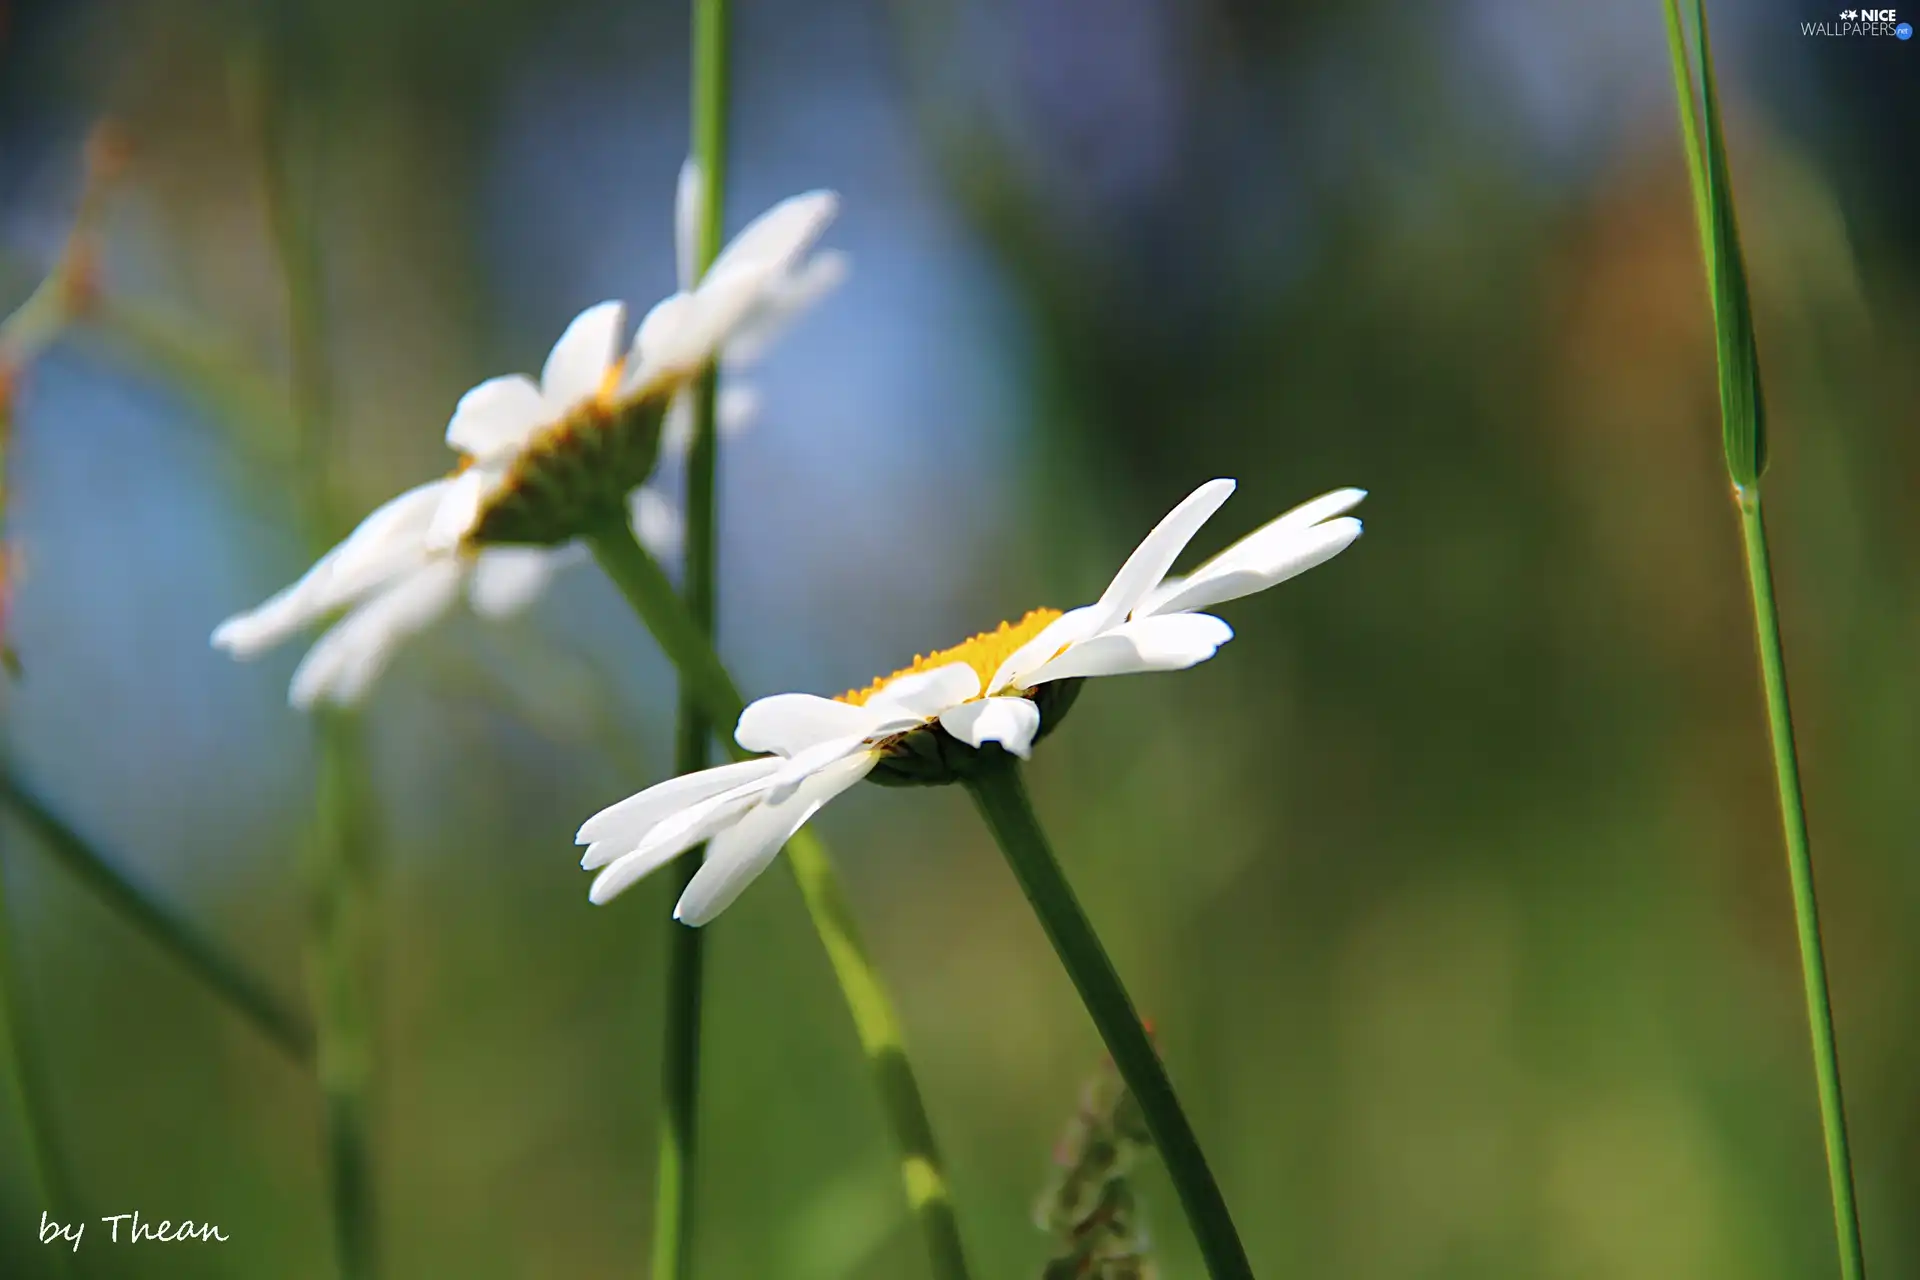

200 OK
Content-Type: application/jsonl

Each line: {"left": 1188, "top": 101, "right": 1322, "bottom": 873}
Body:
{"left": 1663, "top": 3, "right": 1865, "bottom": 1275}
{"left": 307, "top": 709, "right": 379, "bottom": 1280}
{"left": 651, "top": 0, "right": 732, "bottom": 1272}
{"left": 0, "top": 764, "right": 311, "bottom": 1060}
{"left": 1736, "top": 493, "right": 1863, "bottom": 1280}
{"left": 250, "top": 38, "right": 381, "bottom": 1278}
{"left": 962, "top": 758, "right": 1251, "bottom": 1280}
{"left": 586, "top": 520, "right": 973, "bottom": 1280}
{"left": 0, "top": 840, "right": 71, "bottom": 1278}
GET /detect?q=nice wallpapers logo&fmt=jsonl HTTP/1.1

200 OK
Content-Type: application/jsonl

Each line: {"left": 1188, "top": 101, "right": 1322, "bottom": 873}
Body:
{"left": 1803, "top": 7, "right": 1915, "bottom": 36}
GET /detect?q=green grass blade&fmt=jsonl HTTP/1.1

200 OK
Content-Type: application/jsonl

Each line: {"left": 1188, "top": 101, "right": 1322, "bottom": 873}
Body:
{"left": 1663, "top": 7, "right": 1865, "bottom": 1276}
{"left": 0, "top": 764, "right": 313, "bottom": 1059}
{"left": 1659, "top": 0, "right": 1711, "bottom": 267}
{"left": 651, "top": 0, "right": 729, "bottom": 1266}
{"left": 246, "top": 27, "right": 384, "bottom": 1274}
{"left": 1684, "top": 0, "right": 1767, "bottom": 487}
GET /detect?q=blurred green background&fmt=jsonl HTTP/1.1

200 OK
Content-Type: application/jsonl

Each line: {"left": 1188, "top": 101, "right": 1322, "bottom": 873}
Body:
{"left": 1, "top": 0, "right": 1916, "bottom": 1275}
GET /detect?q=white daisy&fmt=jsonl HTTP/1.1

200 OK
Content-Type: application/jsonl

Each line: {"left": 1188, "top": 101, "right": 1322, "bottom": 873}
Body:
{"left": 213, "top": 170, "right": 844, "bottom": 708}
{"left": 429, "top": 177, "right": 841, "bottom": 551}
{"left": 579, "top": 478, "right": 1365, "bottom": 922}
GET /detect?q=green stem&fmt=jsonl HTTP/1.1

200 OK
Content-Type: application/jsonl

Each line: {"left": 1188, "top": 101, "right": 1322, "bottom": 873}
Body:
{"left": 585, "top": 521, "right": 973, "bottom": 1280}
{"left": 252, "top": 39, "right": 380, "bottom": 1276}
{"left": 307, "top": 711, "right": 379, "bottom": 1280}
{"left": 1737, "top": 490, "right": 1865, "bottom": 1280}
{"left": 587, "top": 523, "right": 738, "bottom": 718}
{"left": 962, "top": 758, "right": 1252, "bottom": 1280}
{"left": 0, "top": 764, "right": 311, "bottom": 1061}
{"left": 0, "top": 839, "right": 71, "bottom": 1278}
{"left": 653, "top": 0, "right": 730, "bottom": 1266}
{"left": 1658, "top": 0, "right": 1711, "bottom": 273}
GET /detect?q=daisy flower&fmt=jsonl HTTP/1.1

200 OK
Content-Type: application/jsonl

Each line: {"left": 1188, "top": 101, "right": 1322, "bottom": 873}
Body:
{"left": 428, "top": 177, "right": 840, "bottom": 551}
{"left": 213, "top": 171, "right": 843, "bottom": 707}
{"left": 578, "top": 478, "right": 1365, "bottom": 922}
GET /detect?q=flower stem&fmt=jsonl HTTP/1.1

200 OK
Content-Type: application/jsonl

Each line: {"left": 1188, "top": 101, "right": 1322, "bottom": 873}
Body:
{"left": 0, "top": 762, "right": 312, "bottom": 1061}
{"left": 779, "top": 825, "right": 973, "bottom": 1278}
{"left": 1737, "top": 488, "right": 1865, "bottom": 1280}
{"left": 0, "top": 838, "right": 72, "bottom": 1278}
{"left": 252, "top": 36, "right": 381, "bottom": 1275}
{"left": 653, "top": 0, "right": 731, "bottom": 1267}
{"left": 962, "top": 757, "right": 1252, "bottom": 1280}
{"left": 585, "top": 520, "right": 974, "bottom": 1280}
{"left": 307, "top": 710, "right": 380, "bottom": 1280}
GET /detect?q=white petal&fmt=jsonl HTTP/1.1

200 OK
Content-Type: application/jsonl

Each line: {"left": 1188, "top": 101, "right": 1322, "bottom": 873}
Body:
{"left": 540, "top": 301, "right": 625, "bottom": 410}
{"left": 705, "top": 191, "right": 839, "bottom": 297}
{"left": 724, "top": 249, "right": 849, "bottom": 366}
{"left": 1140, "top": 516, "right": 1362, "bottom": 617}
{"left": 1144, "top": 487, "right": 1359, "bottom": 614}
{"left": 212, "top": 480, "right": 448, "bottom": 656}
{"left": 446, "top": 375, "right": 546, "bottom": 459}
{"left": 662, "top": 270, "right": 764, "bottom": 376}
{"left": 1021, "top": 613, "right": 1234, "bottom": 687}
{"left": 644, "top": 191, "right": 841, "bottom": 382}
{"left": 762, "top": 733, "right": 893, "bottom": 804}
{"left": 212, "top": 577, "right": 328, "bottom": 658}
{"left": 938, "top": 696, "right": 1041, "bottom": 759}
{"left": 673, "top": 752, "right": 874, "bottom": 926}
{"left": 468, "top": 546, "right": 569, "bottom": 618}
{"left": 1086, "top": 479, "right": 1236, "bottom": 632}
{"left": 736, "top": 694, "right": 891, "bottom": 757}
{"left": 589, "top": 783, "right": 769, "bottom": 903}
{"left": 287, "top": 559, "right": 465, "bottom": 708}
{"left": 658, "top": 383, "right": 755, "bottom": 464}
{"left": 620, "top": 292, "right": 702, "bottom": 394}
{"left": 1266, "top": 486, "right": 1368, "bottom": 533}
{"left": 315, "top": 480, "right": 449, "bottom": 589}
{"left": 588, "top": 784, "right": 757, "bottom": 904}
{"left": 716, "top": 384, "right": 758, "bottom": 438}
{"left": 629, "top": 487, "right": 684, "bottom": 563}
{"left": 660, "top": 389, "right": 694, "bottom": 460}
{"left": 577, "top": 757, "right": 785, "bottom": 853}
{"left": 862, "top": 662, "right": 981, "bottom": 719}
{"left": 986, "top": 605, "right": 1103, "bottom": 695}
{"left": 676, "top": 157, "right": 703, "bottom": 290}
{"left": 424, "top": 466, "right": 493, "bottom": 551}
{"left": 588, "top": 842, "right": 693, "bottom": 904}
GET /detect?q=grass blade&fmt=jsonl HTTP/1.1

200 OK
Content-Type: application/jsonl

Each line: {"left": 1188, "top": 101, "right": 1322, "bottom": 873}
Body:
{"left": 1662, "top": 7, "right": 1865, "bottom": 1275}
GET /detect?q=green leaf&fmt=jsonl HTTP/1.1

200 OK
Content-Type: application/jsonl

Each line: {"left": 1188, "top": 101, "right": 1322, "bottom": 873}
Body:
{"left": 1666, "top": 0, "right": 1768, "bottom": 488}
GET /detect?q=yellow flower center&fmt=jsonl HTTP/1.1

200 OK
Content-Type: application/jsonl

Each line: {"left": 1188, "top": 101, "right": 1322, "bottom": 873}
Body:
{"left": 837, "top": 608, "right": 1062, "bottom": 707}
{"left": 594, "top": 361, "right": 625, "bottom": 407}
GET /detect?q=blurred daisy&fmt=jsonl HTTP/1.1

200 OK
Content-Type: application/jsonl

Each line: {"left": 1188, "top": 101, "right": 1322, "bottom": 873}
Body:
{"left": 579, "top": 479, "right": 1364, "bottom": 921}
{"left": 430, "top": 175, "right": 841, "bottom": 550}
{"left": 214, "top": 168, "right": 843, "bottom": 707}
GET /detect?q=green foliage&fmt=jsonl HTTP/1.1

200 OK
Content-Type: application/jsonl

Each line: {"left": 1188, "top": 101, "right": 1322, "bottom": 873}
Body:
{"left": 1664, "top": 0, "right": 1768, "bottom": 489}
